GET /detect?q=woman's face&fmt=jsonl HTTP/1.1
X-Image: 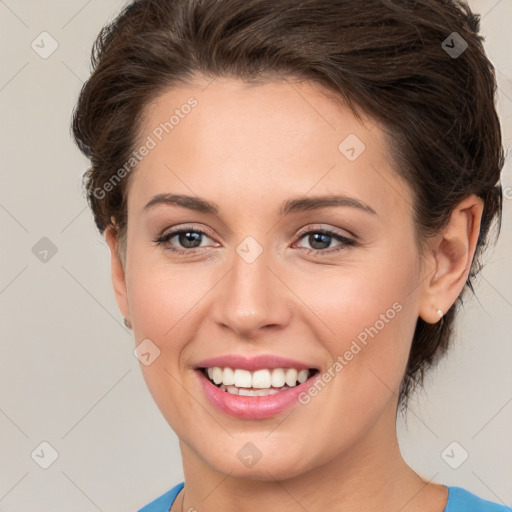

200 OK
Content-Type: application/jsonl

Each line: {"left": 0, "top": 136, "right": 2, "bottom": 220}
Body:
{"left": 113, "top": 76, "right": 433, "bottom": 479}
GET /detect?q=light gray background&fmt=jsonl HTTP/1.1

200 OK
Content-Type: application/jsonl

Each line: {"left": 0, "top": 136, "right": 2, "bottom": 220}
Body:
{"left": 0, "top": 1, "right": 511, "bottom": 511}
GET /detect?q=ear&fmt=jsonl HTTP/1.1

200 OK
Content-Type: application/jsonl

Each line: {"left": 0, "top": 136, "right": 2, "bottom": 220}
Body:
{"left": 418, "top": 194, "right": 484, "bottom": 324}
{"left": 104, "top": 226, "right": 130, "bottom": 324}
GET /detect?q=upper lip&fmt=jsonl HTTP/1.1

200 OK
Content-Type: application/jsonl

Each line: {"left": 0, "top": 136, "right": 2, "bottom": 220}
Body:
{"left": 195, "top": 354, "right": 318, "bottom": 371}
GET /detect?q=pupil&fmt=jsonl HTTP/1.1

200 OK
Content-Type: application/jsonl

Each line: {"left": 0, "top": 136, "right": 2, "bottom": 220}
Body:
{"left": 180, "top": 231, "right": 201, "bottom": 248}
{"left": 310, "top": 233, "right": 330, "bottom": 250}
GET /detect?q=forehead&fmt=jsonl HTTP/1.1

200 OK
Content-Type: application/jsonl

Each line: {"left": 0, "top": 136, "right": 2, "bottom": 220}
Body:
{"left": 128, "top": 76, "right": 412, "bottom": 222}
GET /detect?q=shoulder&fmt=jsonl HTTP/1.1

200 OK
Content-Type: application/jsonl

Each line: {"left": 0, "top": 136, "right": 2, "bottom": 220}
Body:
{"left": 445, "top": 486, "right": 511, "bottom": 512}
{"left": 137, "top": 481, "right": 185, "bottom": 512}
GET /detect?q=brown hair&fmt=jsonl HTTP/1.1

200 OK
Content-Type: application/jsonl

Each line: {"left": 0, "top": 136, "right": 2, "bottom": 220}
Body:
{"left": 71, "top": 0, "right": 504, "bottom": 412}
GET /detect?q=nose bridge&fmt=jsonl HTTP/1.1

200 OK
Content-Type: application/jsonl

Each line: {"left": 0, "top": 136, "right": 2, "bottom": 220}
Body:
{"left": 212, "top": 238, "right": 290, "bottom": 336}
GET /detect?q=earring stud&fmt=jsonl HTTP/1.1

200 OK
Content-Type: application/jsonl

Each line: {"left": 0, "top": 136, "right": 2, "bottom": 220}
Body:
{"left": 436, "top": 309, "right": 443, "bottom": 319}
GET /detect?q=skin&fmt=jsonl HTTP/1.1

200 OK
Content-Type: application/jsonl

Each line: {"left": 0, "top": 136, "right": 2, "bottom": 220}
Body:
{"left": 105, "top": 76, "right": 483, "bottom": 512}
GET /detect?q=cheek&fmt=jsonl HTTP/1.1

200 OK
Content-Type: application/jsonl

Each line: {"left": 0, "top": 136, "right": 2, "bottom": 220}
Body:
{"left": 293, "top": 247, "right": 420, "bottom": 395}
{"left": 127, "top": 258, "right": 215, "bottom": 344}
{"left": 125, "top": 259, "right": 217, "bottom": 412}
{"left": 126, "top": 259, "right": 204, "bottom": 422}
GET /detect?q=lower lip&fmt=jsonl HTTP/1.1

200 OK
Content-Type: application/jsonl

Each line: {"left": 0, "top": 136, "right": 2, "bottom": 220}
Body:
{"left": 195, "top": 369, "right": 319, "bottom": 419}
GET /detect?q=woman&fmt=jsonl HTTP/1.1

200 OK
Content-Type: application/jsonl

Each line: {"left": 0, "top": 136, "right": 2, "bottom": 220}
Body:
{"left": 71, "top": 0, "right": 510, "bottom": 511}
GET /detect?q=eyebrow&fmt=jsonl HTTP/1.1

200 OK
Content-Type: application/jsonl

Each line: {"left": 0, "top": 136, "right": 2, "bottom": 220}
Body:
{"left": 143, "top": 193, "right": 377, "bottom": 216}
{"left": 144, "top": 193, "right": 219, "bottom": 214}
{"left": 279, "top": 195, "right": 377, "bottom": 217}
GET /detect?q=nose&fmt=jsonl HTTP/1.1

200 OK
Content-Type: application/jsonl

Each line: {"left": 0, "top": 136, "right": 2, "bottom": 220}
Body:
{"left": 210, "top": 246, "right": 292, "bottom": 338}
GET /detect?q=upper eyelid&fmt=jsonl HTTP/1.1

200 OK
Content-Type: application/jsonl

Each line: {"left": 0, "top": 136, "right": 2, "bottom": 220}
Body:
{"left": 295, "top": 224, "right": 356, "bottom": 240}
{"left": 159, "top": 224, "right": 216, "bottom": 241}
{"left": 159, "top": 223, "right": 353, "bottom": 237}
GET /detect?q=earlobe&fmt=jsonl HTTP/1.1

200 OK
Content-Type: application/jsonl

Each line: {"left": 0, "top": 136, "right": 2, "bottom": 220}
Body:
{"left": 418, "top": 194, "right": 484, "bottom": 324}
{"left": 104, "top": 226, "right": 131, "bottom": 324}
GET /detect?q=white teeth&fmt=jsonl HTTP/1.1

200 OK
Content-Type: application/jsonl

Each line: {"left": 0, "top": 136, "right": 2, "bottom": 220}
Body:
{"left": 204, "top": 366, "right": 314, "bottom": 389}
{"left": 212, "top": 367, "right": 223, "bottom": 385}
{"left": 252, "top": 369, "right": 271, "bottom": 388}
{"left": 285, "top": 368, "right": 298, "bottom": 387}
{"left": 297, "top": 369, "right": 309, "bottom": 383}
{"left": 271, "top": 368, "right": 286, "bottom": 388}
{"left": 222, "top": 367, "right": 235, "bottom": 386}
{"left": 233, "top": 369, "right": 252, "bottom": 388}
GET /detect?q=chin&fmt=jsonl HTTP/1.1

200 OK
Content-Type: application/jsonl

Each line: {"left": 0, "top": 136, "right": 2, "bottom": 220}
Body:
{"left": 196, "top": 436, "right": 319, "bottom": 482}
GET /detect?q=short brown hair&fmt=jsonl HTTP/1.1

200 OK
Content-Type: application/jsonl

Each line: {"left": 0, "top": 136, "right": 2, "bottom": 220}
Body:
{"left": 71, "top": 0, "right": 504, "bottom": 412}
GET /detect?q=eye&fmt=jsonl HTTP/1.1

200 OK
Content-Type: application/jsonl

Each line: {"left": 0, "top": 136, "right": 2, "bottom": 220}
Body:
{"left": 153, "top": 225, "right": 217, "bottom": 255}
{"left": 294, "top": 228, "right": 356, "bottom": 254}
{"left": 153, "top": 225, "right": 357, "bottom": 256}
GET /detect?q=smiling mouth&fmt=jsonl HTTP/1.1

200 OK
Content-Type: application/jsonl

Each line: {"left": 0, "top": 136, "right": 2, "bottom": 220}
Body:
{"left": 199, "top": 367, "right": 319, "bottom": 396}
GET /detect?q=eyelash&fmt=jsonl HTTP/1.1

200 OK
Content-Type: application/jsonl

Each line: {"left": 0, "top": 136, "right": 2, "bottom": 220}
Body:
{"left": 153, "top": 225, "right": 357, "bottom": 256}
